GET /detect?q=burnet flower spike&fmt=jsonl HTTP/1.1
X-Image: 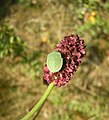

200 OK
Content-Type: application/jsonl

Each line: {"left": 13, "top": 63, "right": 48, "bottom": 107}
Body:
{"left": 21, "top": 34, "right": 86, "bottom": 120}
{"left": 44, "top": 34, "right": 86, "bottom": 87}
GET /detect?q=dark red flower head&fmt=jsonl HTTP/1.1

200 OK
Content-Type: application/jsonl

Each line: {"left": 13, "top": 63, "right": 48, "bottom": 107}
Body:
{"left": 43, "top": 34, "right": 86, "bottom": 87}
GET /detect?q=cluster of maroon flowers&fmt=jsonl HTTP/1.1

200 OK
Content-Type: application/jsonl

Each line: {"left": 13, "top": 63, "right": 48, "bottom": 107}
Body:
{"left": 43, "top": 34, "right": 86, "bottom": 87}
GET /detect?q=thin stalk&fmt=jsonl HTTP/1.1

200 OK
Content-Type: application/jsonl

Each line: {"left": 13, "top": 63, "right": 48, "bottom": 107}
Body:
{"left": 32, "top": 102, "right": 45, "bottom": 120}
{"left": 21, "top": 82, "right": 55, "bottom": 120}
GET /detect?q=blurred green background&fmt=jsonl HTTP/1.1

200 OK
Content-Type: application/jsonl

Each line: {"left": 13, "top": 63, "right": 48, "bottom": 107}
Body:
{"left": 0, "top": 0, "right": 109, "bottom": 120}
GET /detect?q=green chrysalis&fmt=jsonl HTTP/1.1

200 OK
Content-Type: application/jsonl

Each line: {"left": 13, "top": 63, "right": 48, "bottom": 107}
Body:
{"left": 47, "top": 51, "right": 63, "bottom": 73}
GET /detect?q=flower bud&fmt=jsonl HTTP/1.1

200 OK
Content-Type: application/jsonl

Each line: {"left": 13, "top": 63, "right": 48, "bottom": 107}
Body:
{"left": 43, "top": 34, "right": 86, "bottom": 87}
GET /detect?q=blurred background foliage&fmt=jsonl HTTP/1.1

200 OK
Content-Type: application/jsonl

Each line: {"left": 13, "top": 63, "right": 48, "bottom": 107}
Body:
{"left": 0, "top": 0, "right": 109, "bottom": 120}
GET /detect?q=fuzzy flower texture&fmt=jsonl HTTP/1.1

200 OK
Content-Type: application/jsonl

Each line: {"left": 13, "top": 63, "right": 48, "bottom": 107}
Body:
{"left": 43, "top": 34, "right": 86, "bottom": 87}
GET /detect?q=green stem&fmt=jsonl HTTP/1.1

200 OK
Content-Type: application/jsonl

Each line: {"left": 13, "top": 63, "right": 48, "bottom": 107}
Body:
{"left": 21, "top": 82, "right": 55, "bottom": 120}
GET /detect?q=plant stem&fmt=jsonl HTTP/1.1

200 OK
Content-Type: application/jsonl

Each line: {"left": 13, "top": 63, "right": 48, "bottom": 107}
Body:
{"left": 21, "top": 82, "right": 55, "bottom": 120}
